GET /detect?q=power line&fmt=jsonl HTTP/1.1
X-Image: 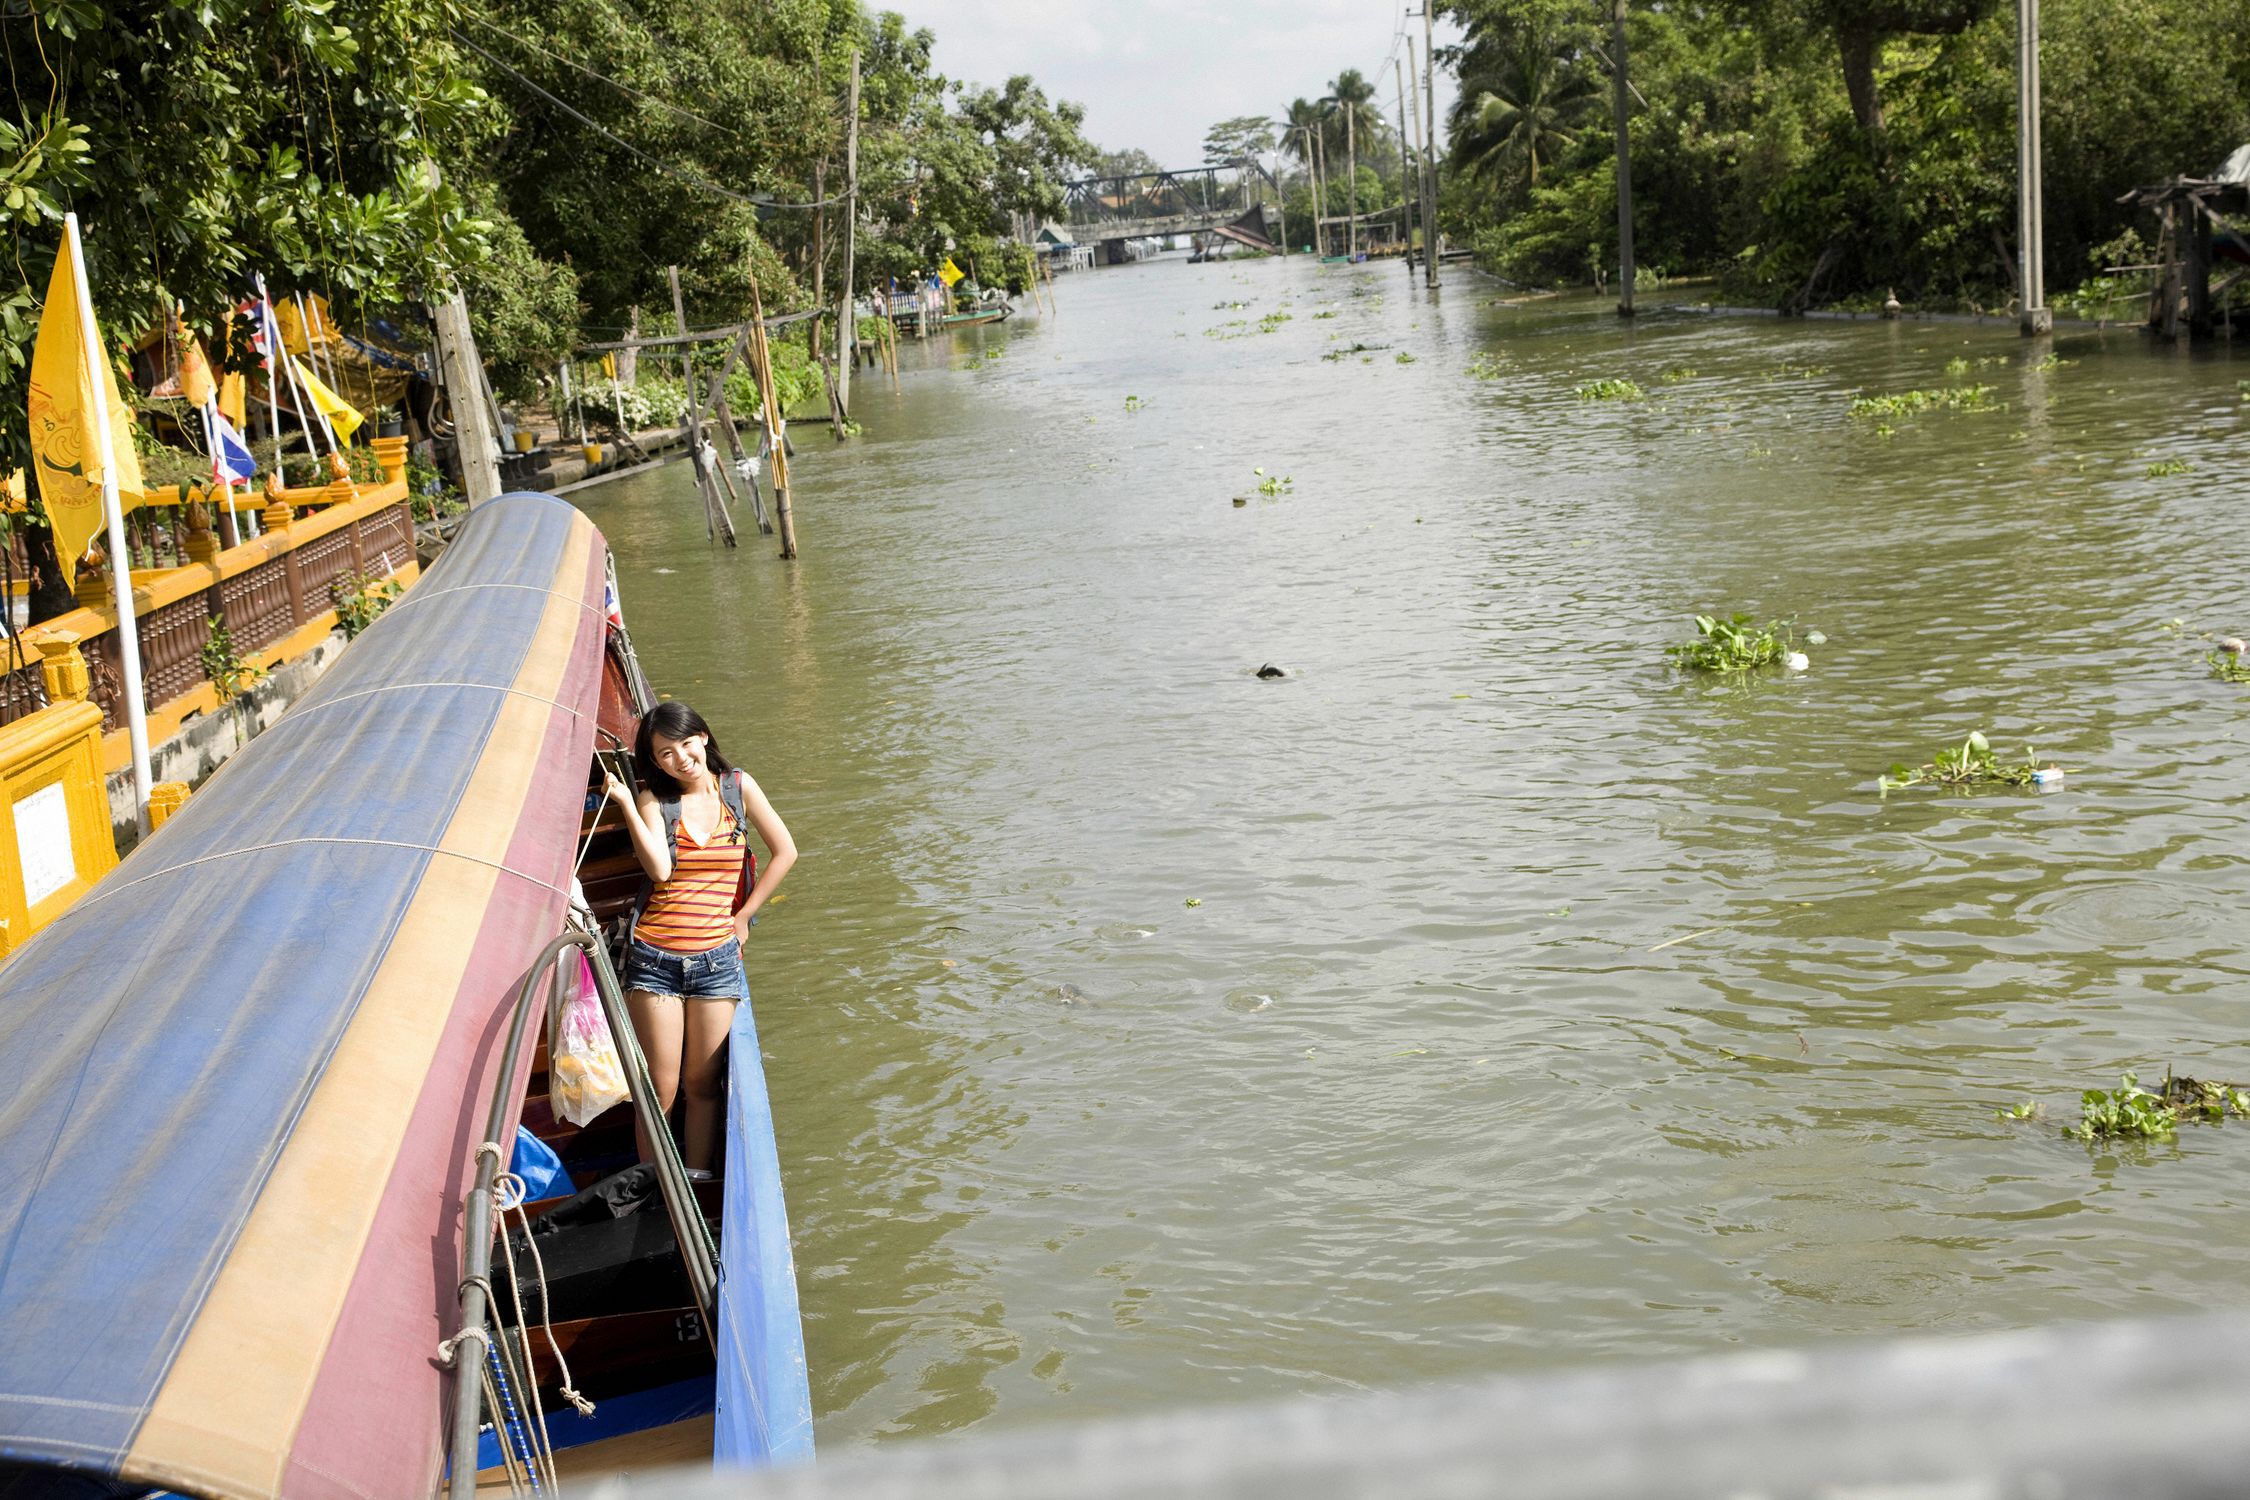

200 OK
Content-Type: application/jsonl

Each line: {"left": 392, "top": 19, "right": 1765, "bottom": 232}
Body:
{"left": 462, "top": 13, "right": 734, "bottom": 135}
{"left": 454, "top": 32, "right": 857, "bottom": 212}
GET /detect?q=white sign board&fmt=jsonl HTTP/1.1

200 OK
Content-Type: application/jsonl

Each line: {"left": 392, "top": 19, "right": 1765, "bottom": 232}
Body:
{"left": 16, "top": 782, "right": 75, "bottom": 907}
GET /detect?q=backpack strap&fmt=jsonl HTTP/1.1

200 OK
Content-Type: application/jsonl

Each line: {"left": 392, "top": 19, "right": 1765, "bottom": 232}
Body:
{"left": 628, "top": 793, "right": 685, "bottom": 934}
{"left": 720, "top": 771, "right": 756, "bottom": 915}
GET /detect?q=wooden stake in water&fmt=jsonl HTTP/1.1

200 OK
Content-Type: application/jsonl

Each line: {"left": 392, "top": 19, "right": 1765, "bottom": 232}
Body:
{"left": 745, "top": 275, "right": 798, "bottom": 559}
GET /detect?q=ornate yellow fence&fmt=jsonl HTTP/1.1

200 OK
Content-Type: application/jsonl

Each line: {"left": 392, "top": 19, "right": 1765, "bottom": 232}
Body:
{"left": 0, "top": 435, "right": 421, "bottom": 772}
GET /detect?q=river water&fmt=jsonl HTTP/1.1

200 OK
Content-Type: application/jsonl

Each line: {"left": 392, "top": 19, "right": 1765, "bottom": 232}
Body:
{"left": 574, "top": 255, "right": 2250, "bottom": 1449}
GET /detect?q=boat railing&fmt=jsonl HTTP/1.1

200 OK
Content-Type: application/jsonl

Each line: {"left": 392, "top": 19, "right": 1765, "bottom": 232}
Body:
{"left": 446, "top": 925, "right": 720, "bottom": 1498}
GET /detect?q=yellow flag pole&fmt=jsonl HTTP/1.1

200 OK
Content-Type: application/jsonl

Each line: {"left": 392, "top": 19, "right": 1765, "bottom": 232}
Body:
{"left": 64, "top": 212, "right": 152, "bottom": 837}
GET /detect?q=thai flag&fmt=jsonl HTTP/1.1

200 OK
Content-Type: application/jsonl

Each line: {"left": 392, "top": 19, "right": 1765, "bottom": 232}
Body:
{"left": 208, "top": 407, "right": 256, "bottom": 484}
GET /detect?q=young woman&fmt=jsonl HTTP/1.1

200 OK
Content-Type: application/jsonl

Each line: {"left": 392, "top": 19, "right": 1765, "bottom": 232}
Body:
{"left": 605, "top": 701, "right": 796, "bottom": 1176}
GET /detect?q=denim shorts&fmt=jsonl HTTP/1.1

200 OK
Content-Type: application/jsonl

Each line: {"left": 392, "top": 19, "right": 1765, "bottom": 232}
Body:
{"left": 621, "top": 934, "right": 749, "bottom": 1002}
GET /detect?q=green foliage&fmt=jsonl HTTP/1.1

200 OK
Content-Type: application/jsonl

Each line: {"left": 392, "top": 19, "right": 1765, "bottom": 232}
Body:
{"left": 331, "top": 571, "right": 405, "bottom": 639}
{"left": 0, "top": 0, "right": 493, "bottom": 479}
{"left": 405, "top": 448, "right": 466, "bottom": 523}
{"left": 2067, "top": 1071, "right": 2250, "bottom": 1142}
{"left": 1202, "top": 115, "right": 1276, "bottom": 166}
{"left": 1666, "top": 613, "right": 1795, "bottom": 674}
{"left": 1849, "top": 385, "right": 1997, "bottom": 419}
{"left": 2206, "top": 649, "right": 2250, "bottom": 684}
{"left": 1575, "top": 377, "right": 1645, "bottom": 401}
{"left": 1879, "top": 730, "right": 2052, "bottom": 792}
{"left": 1252, "top": 468, "right": 1292, "bottom": 496}
{"left": 1437, "top": 0, "right": 2250, "bottom": 309}
{"left": 199, "top": 615, "right": 268, "bottom": 700}
{"left": 2144, "top": 457, "right": 2191, "bottom": 477}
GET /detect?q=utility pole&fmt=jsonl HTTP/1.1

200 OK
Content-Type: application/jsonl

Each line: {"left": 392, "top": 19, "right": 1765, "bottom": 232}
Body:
{"left": 423, "top": 162, "right": 503, "bottom": 504}
{"left": 1345, "top": 98, "right": 1359, "bottom": 257}
{"left": 836, "top": 49, "right": 861, "bottom": 411}
{"left": 1611, "top": 0, "right": 1636, "bottom": 317}
{"left": 1312, "top": 126, "right": 1330, "bottom": 258}
{"left": 2015, "top": 0, "right": 2050, "bottom": 334}
{"left": 1422, "top": 3, "right": 1441, "bottom": 288}
{"left": 1394, "top": 56, "right": 1415, "bottom": 274}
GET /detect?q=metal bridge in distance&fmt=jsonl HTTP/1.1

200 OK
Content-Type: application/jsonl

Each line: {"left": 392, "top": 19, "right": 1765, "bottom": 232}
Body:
{"left": 1062, "top": 163, "right": 1278, "bottom": 261}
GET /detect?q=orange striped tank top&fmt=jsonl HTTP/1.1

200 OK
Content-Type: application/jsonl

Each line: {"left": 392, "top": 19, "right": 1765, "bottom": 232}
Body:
{"left": 635, "top": 801, "right": 747, "bottom": 953}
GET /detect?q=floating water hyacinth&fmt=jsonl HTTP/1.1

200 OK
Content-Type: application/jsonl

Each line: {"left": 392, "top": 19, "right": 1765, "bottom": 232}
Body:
{"left": 1879, "top": 730, "right": 2062, "bottom": 793}
{"left": 1666, "top": 614, "right": 1802, "bottom": 675}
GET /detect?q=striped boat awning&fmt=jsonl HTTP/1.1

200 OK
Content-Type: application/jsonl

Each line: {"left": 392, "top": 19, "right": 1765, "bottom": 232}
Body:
{"left": 0, "top": 493, "right": 608, "bottom": 1499}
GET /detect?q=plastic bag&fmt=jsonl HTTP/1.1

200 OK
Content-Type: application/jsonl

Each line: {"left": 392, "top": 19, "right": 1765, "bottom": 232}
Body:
{"left": 549, "top": 952, "right": 628, "bottom": 1126}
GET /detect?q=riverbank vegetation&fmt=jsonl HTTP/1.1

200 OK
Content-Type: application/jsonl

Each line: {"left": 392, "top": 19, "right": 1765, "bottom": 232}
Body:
{"left": 1249, "top": 0, "right": 2250, "bottom": 313}
{"left": 0, "top": 0, "right": 1094, "bottom": 475}
{"left": 1437, "top": 0, "right": 2250, "bottom": 312}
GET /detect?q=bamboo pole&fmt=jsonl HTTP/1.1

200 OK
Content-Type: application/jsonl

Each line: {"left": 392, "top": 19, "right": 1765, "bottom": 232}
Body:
{"left": 745, "top": 274, "right": 798, "bottom": 558}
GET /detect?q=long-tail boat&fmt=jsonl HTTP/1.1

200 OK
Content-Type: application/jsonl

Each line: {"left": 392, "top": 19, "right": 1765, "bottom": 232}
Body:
{"left": 0, "top": 491, "right": 811, "bottom": 1499}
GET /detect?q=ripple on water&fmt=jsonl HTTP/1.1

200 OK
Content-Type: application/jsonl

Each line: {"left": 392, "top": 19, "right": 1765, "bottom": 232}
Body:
{"left": 579, "top": 262, "right": 2250, "bottom": 1448}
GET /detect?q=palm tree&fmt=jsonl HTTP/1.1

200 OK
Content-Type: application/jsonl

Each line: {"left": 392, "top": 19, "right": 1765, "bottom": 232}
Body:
{"left": 1282, "top": 97, "right": 1323, "bottom": 167}
{"left": 1448, "top": 32, "right": 1600, "bottom": 199}
{"left": 1322, "top": 68, "right": 1381, "bottom": 254}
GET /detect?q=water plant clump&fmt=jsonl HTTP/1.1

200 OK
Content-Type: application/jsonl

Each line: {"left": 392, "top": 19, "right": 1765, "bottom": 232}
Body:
{"left": 2206, "top": 639, "right": 2250, "bottom": 682}
{"left": 1394, "top": 351, "right": 1417, "bottom": 365}
{"left": 1878, "top": 730, "right": 2057, "bottom": 792}
{"left": 1575, "top": 378, "right": 1645, "bottom": 402}
{"left": 1252, "top": 467, "right": 1293, "bottom": 497}
{"left": 2144, "top": 457, "right": 2191, "bottom": 477}
{"left": 1658, "top": 365, "right": 1698, "bottom": 383}
{"left": 1257, "top": 312, "right": 1292, "bottom": 333}
{"left": 1124, "top": 395, "right": 1144, "bottom": 411}
{"left": 1666, "top": 614, "right": 1800, "bottom": 674}
{"left": 2067, "top": 1071, "right": 2250, "bottom": 1142}
{"left": 1467, "top": 353, "right": 1507, "bottom": 379}
{"left": 1322, "top": 342, "right": 1388, "bottom": 362}
{"left": 1848, "top": 385, "right": 1997, "bottom": 420}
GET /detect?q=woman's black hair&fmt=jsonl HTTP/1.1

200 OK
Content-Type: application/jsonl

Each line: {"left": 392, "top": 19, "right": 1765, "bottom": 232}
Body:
{"left": 633, "top": 700, "right": 736, "bottom": 798}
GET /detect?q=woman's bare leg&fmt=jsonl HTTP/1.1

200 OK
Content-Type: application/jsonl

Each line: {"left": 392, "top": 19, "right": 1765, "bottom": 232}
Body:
{"left": 627, "top": 988, "right": 683, "bottom": 1165}
{"left": 680, "top": 998, "right": 737, "bottom": 1172}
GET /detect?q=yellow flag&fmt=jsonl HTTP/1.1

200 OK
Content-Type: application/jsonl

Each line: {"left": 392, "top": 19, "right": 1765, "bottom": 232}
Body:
{"left": 292, "top": 356, "right": 364, "bottom": 442}
{"left": 939, "top": 257, "right": 965, "bottom": 287}
{"left": 180, "top": 335, "right": 217, "bottom": 409}
{"left": 218, "top": 371, "right": 247, "bottom": 429}
{"left": 28, "top": 231, "right": 143, "bottom": 592}
{"left": 601, "top": 353, "right": 616, "bottom": 381}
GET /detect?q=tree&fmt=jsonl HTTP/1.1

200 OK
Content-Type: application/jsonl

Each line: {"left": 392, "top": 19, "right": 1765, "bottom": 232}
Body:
{"left": 1091, "top": 147, "right": 1164, "bottom": 179}
{"left": 1202, "top": 115, "right": 1275, "bottom": 167}
{"left": 1449, "top": 28, "right": 1601, "bottom": 194}
{"left": 1322, "top": 69, "right": 1384, "bottom": 242}
{"left": 0, "top": 0, "right": 493, "bottom": 476}
{"left": 1280, "top": 98, "right": 1326, "bottom": 168}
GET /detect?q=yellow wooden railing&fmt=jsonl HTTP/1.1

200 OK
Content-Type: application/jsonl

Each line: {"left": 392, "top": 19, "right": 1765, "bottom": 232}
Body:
{"left": 2, "top": 435, "right": 423, "bottom": 774}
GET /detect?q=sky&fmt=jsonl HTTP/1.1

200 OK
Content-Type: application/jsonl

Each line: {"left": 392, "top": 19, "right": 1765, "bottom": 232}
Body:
{"left": 884, "top": 0, "right": 1465, "bottom": 172}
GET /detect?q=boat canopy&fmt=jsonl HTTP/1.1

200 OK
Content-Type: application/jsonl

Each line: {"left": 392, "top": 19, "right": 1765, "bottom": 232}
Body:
{"left": 0, "top": 493, "right": 609, "bottom": 1500}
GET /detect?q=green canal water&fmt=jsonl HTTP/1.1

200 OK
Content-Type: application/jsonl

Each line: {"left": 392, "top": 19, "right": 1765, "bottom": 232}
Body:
{"left": 573, "top": 256, "right": 2250, "bottom": 1448}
